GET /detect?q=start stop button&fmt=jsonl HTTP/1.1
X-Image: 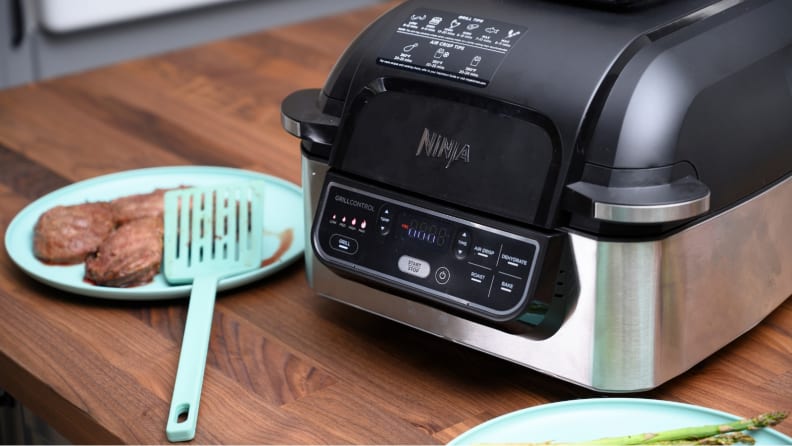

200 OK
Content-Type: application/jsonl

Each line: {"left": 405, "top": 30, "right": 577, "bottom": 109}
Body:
{"left": 397, "top": 255, "right": 431, "bottom": 279}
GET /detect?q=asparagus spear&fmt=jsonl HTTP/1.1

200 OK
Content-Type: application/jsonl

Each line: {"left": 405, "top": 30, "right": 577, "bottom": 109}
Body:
{"left": 643, "top": 432, "right": 758, "bottom": 445}
{"left": 694, "top": 432, "right": 756, "bottom": 444}
{"left": 581, "top": 411, "right": 788, "bottom": 444}
{"left": 477, "top": 411, "right": 788, "bottom": 446}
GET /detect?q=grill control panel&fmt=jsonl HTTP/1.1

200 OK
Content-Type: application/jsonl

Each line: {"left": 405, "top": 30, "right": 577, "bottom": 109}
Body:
{"left": 312, "top": 176, "right": 551, "bottom": 321}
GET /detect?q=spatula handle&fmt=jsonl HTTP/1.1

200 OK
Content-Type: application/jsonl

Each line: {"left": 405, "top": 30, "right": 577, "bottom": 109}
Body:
{"left": 166, "top": 275, "right": 217, "bottom": 442}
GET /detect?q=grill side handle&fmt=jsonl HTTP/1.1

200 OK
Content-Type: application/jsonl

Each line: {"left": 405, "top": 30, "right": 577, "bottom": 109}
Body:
{"left": 565, "top": 163, "right": 710, "bottom": 225}
{"left": 281, "top": 88, "right": 340, "bottom": 147}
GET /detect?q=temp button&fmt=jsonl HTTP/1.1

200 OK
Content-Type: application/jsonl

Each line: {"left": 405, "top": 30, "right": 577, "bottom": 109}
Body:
{"left": 397, "top": 255, "right": 431, "bottom": 279}
{"left": 378, "top": 206, "right": 394, "bottom": 235}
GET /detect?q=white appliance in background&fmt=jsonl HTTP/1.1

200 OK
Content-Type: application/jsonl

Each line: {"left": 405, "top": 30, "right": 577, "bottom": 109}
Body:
{"left": 1, "top": 0, "right": 384, "bottom": 89}
{"left": 35, "top": 0, "right": 243, "bottom": 33}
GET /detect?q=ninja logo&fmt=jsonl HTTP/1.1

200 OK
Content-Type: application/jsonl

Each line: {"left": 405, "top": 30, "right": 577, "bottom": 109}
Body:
{"left": 415, "top": 128, "right": 471, "bottom": 168}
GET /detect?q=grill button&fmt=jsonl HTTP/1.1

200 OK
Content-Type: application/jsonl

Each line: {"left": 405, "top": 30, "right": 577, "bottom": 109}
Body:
{"left": 329, "top": 234, "right": 359, "bottom": 255}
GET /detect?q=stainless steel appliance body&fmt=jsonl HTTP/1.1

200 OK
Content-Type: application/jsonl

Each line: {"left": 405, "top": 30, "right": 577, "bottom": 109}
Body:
{"left": 302, "top": 158, "right": 791, "bottom": 392}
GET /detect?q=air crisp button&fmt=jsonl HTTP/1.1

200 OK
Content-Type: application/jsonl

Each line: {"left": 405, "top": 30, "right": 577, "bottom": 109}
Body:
{"left": 471, "top": 242, "right": 499, "bottom": 268}
{"left": 397, "top": 255, "right": 431, "bottom": 279}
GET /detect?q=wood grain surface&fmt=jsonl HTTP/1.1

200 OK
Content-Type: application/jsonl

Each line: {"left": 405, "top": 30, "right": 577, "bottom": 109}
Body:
{"left": 1, "top": 2, "right": 791, "bottom": 443}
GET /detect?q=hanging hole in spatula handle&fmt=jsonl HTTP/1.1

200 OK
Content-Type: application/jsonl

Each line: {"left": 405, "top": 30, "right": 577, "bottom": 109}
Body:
{"left": 167, "top": 403, "right": 194, "bottom": 441}
{"left": 175, "top": 404, "right": 189, "bottom": 423}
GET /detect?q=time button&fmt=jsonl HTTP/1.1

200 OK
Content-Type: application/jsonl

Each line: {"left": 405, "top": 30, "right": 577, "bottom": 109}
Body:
{"left": 454, "top": 229, "right": 471, "bottom": 259}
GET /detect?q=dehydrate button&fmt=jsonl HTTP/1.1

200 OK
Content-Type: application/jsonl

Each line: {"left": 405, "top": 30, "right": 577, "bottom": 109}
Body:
{"left": 498, "top": 242, "right": 535, "bottom": 276}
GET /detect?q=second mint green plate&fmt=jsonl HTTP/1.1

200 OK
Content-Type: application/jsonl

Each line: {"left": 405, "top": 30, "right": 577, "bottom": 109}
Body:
{"left": 450, "top": 398, "right": 792, "bottom": 445}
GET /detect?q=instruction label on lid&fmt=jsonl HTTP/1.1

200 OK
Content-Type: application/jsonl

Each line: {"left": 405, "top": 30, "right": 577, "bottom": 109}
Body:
{"left": 376, "top": 8, "right": 527, "bottom": 87}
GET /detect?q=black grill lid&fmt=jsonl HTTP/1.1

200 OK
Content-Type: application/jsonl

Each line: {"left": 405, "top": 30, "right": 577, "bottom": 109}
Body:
{"left": 283, "top": 0, "right": 792, "bottom": 237}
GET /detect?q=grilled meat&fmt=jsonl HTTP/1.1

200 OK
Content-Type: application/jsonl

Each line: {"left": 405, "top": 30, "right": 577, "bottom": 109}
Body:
{"left": 33, "top": 202, "right": 115, "bottom": 264}
{"left": 84, "top": 217, "right": 164, "bottom": 287}
{"left": 110, "top": 188, "right": 169, "bottom": 225}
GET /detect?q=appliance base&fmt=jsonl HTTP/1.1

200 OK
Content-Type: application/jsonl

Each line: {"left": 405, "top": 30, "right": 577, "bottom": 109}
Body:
{"left": 303, "top": 157, "right": 791, "bottom": 392}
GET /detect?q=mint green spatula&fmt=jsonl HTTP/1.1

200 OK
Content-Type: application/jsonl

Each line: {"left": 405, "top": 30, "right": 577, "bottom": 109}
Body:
{"left": 163, "top": 181, "right": 265, "bottom": 442}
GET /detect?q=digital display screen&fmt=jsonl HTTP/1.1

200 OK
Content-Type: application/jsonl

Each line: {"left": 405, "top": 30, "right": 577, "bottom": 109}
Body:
{"left": 397, "top": 212, "right": 450, "bottom": 249}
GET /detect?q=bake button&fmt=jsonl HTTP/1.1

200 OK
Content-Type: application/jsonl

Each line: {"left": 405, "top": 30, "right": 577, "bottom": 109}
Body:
{"left": 398, "top": 255, "right": 431, "bottom": 279}
{"left": 435, "top": 266, "right": 451, "bottom": 285}
{"left": 488, "top": 272, "right": 526, "bottom": 311}
{"left": 491, "top": 273, "right": 524, "bottom": 297}
{"left": 496, "top": 276, "right": 518, "bottom": 294}
{"left": 330, "top": 234, "right": 359, "bottom": 255}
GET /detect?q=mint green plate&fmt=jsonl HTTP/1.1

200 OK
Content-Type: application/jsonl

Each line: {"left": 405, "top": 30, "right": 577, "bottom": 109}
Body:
{"left": 450, "top": 398, "right": 792, "bottom": 445}
{"left": 4, "top": 166, "right": 304, "bottom": 300}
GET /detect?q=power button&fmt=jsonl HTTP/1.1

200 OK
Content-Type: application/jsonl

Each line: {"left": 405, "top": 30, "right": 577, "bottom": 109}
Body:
{"left": 435, "top": 267, "right": 451, "bottom": 285}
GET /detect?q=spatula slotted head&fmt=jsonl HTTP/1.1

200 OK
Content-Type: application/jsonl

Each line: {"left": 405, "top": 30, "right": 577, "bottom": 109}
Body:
{"left": 163, "top": 182, "right": 265, "bottom": 284}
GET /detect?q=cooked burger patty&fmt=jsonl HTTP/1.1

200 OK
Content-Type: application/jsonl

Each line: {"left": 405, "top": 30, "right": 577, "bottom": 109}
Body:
{"left": 110, "top": 188, "right": 169, "bottom": 225}
{"left": 33, "top": 202, "right": 115, "bottom": 265}
{"left": 84, "top": 217, "right": 164, "bottom": 287}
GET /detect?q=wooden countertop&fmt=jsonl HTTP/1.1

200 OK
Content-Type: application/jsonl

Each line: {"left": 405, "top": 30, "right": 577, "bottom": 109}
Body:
{"left": 1, "top": 2, "right": 790, "bottom": 443}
